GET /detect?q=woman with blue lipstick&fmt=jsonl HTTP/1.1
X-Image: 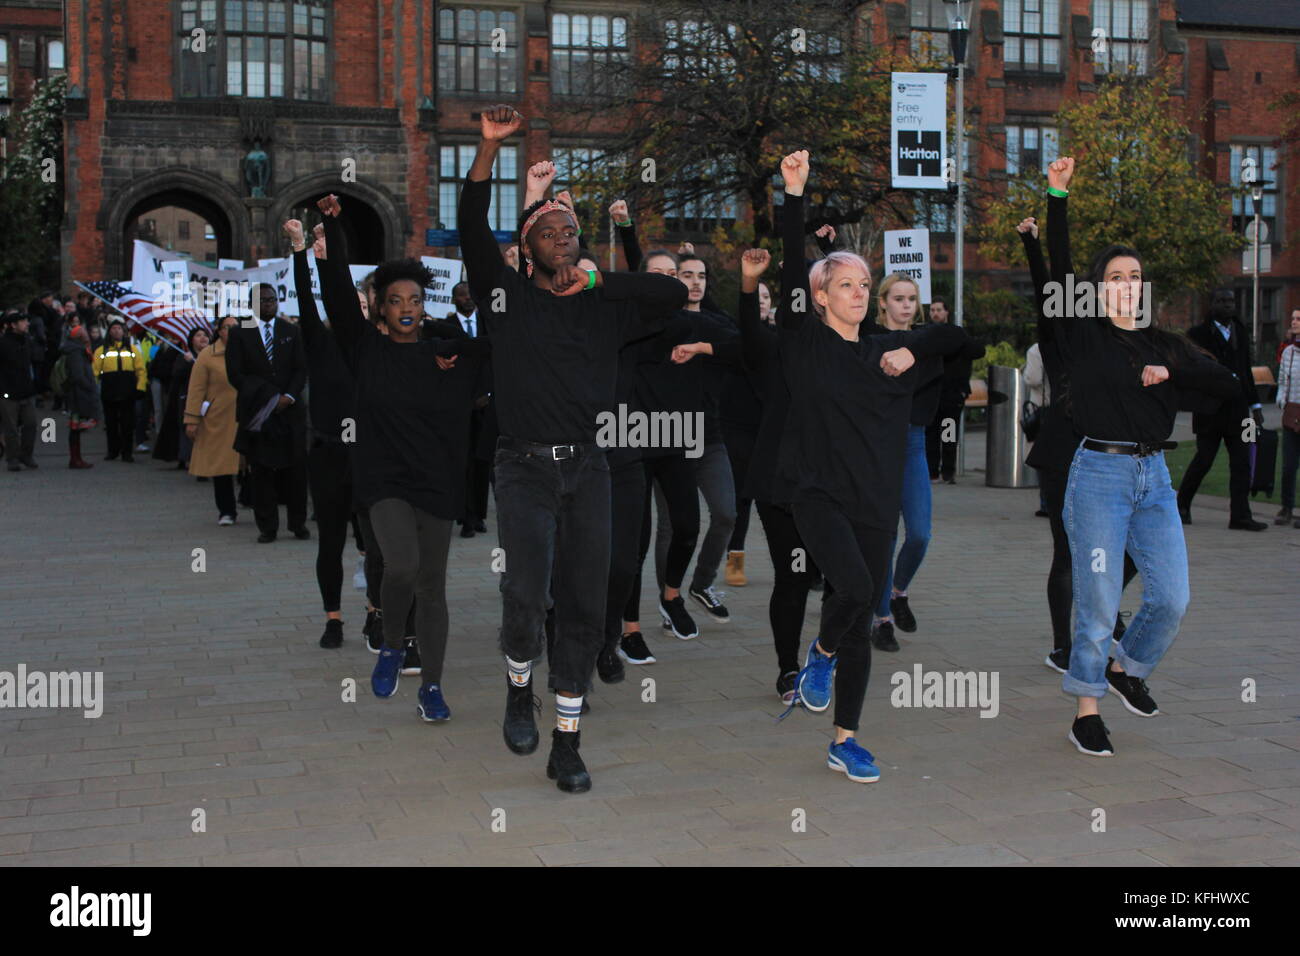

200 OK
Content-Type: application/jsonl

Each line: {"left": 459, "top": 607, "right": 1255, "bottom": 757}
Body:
{"left": 314, "top": 194, "right": 488, "bottom": 724}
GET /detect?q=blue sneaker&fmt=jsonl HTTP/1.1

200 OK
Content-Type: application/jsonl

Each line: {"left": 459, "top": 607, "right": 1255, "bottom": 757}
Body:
{"left": 827, "top": 737, "right": 880, "bottom": 783}
{"left": 417, "top": 682, "right": 451, "bottom": 722}
{"left": 371, "top": 646, "right": 403, "bottom": 698}
{"left": 796, "top": 640, "right": 835, "bottom": 713}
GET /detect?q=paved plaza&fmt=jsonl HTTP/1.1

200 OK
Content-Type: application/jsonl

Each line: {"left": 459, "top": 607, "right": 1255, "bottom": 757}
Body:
{"left": 2, "top": 421, "right": 1299, "bottom": 868}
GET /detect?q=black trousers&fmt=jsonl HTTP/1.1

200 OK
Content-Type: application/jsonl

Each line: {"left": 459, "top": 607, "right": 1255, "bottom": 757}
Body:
{"left": 793, "top": 499, "right": 892, "bottom": 733}
{"left": 102, "top": 397, "right": 135, "bottom": 458}
{"left": 308, "top": 441, "right": 354, "bottom": 614}
{"left": 1041, "top": 464, "right": 1139, "bottom": 653}
{"left": 606, "top": 457, "right": 648, "bottom": 649}
{"left": 212, "top": 474, "right": 237, "bottom": 519}
{"left": 926, "top": 398, "right": 964, "bottom": 480}
{"left": 250, "top": 458, "right": 308, "bottom": 536}
{"left": 1177, "top": 424, "right": 1254, "bottom": 522}
{"left": 723, "top": 424, "right": 757, "bottom": 552}
{"left": 627, "top": 452, "right": 700, "bottom": 620}
{"left": 756, "top": 500, "right": 820, "bottom": 675}
{"left": 0, "top": 397, "right": 37, "bottom": 463}
{"left": 357, "top": 508, "right": 416, "bottom": 634}
{"left": 367, "top": 497, "right": 452, "bottom": 684}
{"left": 463, "top": 412, "right": 491, "bottom": 524}
{"left": 494, "top": 441, "right": 610, "bottom": 696}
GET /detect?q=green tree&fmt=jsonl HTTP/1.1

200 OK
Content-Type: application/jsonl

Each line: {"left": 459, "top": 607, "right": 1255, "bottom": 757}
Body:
{"left": 0, "top": 74, "right": 66, "bottom": 304}
{"left": 980, "top": 73, "right": 1242, "bottom": 301}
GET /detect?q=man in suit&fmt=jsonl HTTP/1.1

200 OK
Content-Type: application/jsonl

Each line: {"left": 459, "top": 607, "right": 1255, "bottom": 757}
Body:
{"left": 1177, "top": 287, "right": 1267, "bottom": 531}
{"left": 441, "top": 281, "right": 491, "bottom": 538}
{"left": 225, "top": 282, "right": 310, "bottom": 543}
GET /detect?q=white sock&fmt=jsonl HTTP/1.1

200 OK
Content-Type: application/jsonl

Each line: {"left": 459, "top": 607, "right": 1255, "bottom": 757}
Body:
{"left": 506, "top": 656, "right": 532, "bottom": 687}
{"left": 556, "top": 694, "right": 583, "bottom": 733}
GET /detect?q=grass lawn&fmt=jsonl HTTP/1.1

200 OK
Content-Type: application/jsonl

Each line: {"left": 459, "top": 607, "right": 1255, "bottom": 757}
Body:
{"left": 1164, "top": 433, "right": 1290, "bottom": 510}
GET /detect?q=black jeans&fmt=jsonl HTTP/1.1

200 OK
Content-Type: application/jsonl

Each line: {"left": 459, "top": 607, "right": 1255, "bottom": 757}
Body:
{"left": 212, "top": 474, "right": 237, "bottom": 520}
{"left": 606, "top": 457, "right": 648, "bottom": 648}
{"left": 251, "top": 459, "right": 308, "bottom": 536}
{"left": 367, "top": 497, "right": 453, "bottom": 684}
{"left": 102, "top": 397, "right": 135, "bottom": 458}
{"left": 308, "top": 441, "right": 354, "bottom": 614}
{"left": 0, "top": 397, "right": 37, "bottom": 463}
{"left": 1177, "top": 424, "right": 1254, "bottom": 522}
{"left": 756, "top": 500, "right": 820, "bottom": 675}
{"left": 1041, "top": 464, "right": 1139, "bottom": 653}
{"left": 630, "top": 453, "right": 700, "bottom": 618}
{"left": 792, "top": 499, "right": 892, "bottom": 733}
{"left": 494, "top": 439, "right": 610, "bottom": 696}
{"left": 723, "top": 425, "right": 757, "bottom": 552}
{"left": 926, "top": 398, "right": 964, "bottom": 479}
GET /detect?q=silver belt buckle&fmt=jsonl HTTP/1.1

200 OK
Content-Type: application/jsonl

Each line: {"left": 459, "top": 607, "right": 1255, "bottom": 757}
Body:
{"left": 552, "top": 444, "right": 575, "bottom": 460}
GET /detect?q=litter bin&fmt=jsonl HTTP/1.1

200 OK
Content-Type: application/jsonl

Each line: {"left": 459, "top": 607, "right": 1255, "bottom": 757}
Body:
{"left": 985, "top": 365, "right": 1038, "bottom": 489}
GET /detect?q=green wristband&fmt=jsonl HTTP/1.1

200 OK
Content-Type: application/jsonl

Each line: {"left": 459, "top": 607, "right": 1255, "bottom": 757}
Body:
{"left": 585, "top": 270, "right": 597, "bottom": 291}
{"left": 1047, "top": 186, "right": 1069, "bottom": 198}
{"left": 614, "top": 219, "right": 632, "bottom": 228}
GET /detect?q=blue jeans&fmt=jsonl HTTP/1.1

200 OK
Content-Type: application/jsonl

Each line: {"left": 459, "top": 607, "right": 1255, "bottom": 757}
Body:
{"left": 1062, "top": 446, "right": 1188, "bottom": 698}
{"left": 876, "top": 425, "right": 932, "bottom": 618}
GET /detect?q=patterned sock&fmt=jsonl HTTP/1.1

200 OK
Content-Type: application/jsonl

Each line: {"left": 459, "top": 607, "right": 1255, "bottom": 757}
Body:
{"left": 506, "top": 656, "right": 532, "bottom": 687}
{"left": 556, "top": 694, "right": 583, "bottom": 733}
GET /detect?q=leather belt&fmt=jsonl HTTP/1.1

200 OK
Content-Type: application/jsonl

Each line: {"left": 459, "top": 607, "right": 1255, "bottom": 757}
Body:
{"left": 1082, "top": 438, "right": 1176, "bottom": 458}
{"left": 498, "top": 436, "right": 598, "bottom": 461}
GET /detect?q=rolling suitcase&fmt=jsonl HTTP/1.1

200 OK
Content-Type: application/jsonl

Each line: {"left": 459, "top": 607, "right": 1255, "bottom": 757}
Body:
{"left": 1249, "top": 427, "right": 1278, "bottom": 497}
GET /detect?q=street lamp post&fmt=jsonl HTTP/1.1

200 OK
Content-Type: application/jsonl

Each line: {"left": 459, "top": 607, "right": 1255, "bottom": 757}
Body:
{"left": 944, "top": 0, "right": 971, "bottom": 330}
{"left": 1250, "top": 182, "right": 1264, "bottom": 359}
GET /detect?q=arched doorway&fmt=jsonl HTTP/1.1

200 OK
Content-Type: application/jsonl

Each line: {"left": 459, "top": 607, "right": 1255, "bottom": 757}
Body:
{"left": 285, "top": 191, "right": 386, "bottom": 265}
{"left": 123, "top": 189, "right": 234, "bottom": 265}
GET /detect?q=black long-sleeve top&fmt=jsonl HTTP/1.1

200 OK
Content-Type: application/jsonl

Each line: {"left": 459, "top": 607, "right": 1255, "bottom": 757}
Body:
{"left": 321, "top": 214, "right": 485, "bottom": 520}
{"left": 865, "top": 321, "right": 981, "bottom": 427}
{"left": 737, "top": 289, "right": 789, "bottom": 504}
{"left": 1042, "top": 194, "right": 1236, "bottom": 445}
{"left": 293, "top": 248, "right": 356, "bottom": 442}
{"left": 459, "top": 176, "right": 687, "bottom": 445}
{"left": 1021, "top": 224, "right": 1081, "bottom": 473}
{"left": 776, "top": 192, "right": 968, "bottom": 530}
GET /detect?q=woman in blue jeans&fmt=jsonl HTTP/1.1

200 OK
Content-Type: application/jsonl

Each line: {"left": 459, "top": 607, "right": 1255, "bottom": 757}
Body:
{"left": 1044, "top": 157, "right": 1238, "bottom": 756}
{"left": 867, "top": 274, "right": 981, "bottom": 651}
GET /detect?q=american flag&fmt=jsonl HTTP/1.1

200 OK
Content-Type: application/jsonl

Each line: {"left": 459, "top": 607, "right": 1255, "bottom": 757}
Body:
{"left": 79, "top": 280, "right": 211, "bottom": 346}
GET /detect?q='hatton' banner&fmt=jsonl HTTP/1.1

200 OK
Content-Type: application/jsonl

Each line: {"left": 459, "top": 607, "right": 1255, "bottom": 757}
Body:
{"left": 882, "top": 228, "right": 932, "bottom": 304}
{"left": 890, "top": 72, "right": 947, "bottom": 190}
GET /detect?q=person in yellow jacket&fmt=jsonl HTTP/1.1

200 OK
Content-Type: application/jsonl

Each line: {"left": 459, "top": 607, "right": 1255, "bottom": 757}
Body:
{"left": 92, "top": 319, "right": 148, "bottom": 461}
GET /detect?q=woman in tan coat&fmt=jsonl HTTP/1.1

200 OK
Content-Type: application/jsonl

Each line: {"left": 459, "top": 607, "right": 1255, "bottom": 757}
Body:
{"left": 185, "top": 314, "right": 242, "bottom": 525}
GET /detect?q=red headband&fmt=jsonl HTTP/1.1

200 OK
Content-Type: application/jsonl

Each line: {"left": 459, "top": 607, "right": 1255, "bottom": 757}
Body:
{"left": 520, "top": 201, "right": 576, "bottom": 278}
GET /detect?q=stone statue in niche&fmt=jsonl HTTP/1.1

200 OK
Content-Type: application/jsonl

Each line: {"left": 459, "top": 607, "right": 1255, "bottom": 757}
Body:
{"left": 244, "top": 139, "right": 271, "bottom": 198}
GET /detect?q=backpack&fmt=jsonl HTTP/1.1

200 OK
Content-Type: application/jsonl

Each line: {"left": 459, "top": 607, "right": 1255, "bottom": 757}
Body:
{"left": 48, "top": 355, "right": 69, "bottom": 397}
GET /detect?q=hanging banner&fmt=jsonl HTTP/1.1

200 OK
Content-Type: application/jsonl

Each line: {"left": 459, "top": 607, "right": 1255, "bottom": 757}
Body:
{"left": 891, "top": 72, "right": 948, "bottom": 190}
{"left": 882, "top": 228, "right": 932, "bottom": 304}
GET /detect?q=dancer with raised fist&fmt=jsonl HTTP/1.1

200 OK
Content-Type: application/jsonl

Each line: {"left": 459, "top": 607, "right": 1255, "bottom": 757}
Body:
{"left": 316, "top": 193, "right": 486, "bottom": 724}
{"left": 774, "top": 150, "right": 969, "bottom": 784}
{"left": 1042, "top": 157, "right": 1238, "bottom": 757}
{"left": 459, "top": 106, "right": 686, "bottom": 793}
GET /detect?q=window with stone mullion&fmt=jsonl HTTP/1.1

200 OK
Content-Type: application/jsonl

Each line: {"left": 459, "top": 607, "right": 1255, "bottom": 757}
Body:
{"left": 437, "top": 7, "right": 518, "bottom": 95}
{"left": 178, "top": 0, "right": 328, "bottom": 100}
{"left": 1003, "top": 0, "right": 1061, "bottom": 72}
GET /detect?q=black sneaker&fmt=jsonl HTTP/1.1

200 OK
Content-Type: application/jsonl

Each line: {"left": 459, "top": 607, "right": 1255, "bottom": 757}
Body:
{"left": 776, "top": 670, "right": 799, "bottom": 706}
{"left": 363, "top": 610, "right": 383, "bottom": 654}
{"left": 596, "top": 644, "right": 625, "bottom": 683}
{"left": 546, "top": 729, "right": 591, "bottom": 793}
{"left": 659, "top": 595, "right": 699, "bottom": 639}
{"left": 503, "top": 680, "right": 541, "bottom": 755}
{"left": 1106, "top": 663, "right": 1159, "bottom": 717}
{"left": 688, "top": 585, "right": 730, "bottom": 622}
{"left": 890, "top": 595, "right": 917, "bottom": 633}
{"left": 1068, "top": 715, "right": 1114, "bottom": 757}
{"left": 401, "top": 638, "right": 421, "bottom": 676}
{"left": 618, "top": 632, "right": 656, "bottom": 665}
{"left": 1044, "top": 648, "right": 1070, "bottom": 674}
{"left": 871, "top": 620, "right": 899, "bottom": 652}
{"left": 319, "top": 618, "right": 343, "bottom": 649}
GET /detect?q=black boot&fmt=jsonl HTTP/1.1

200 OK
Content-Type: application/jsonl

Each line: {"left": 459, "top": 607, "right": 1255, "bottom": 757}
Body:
{"left": 546, "top": 729, "right": 591, "bottom": 793}
{"left": 503, "top": 679, "right": 540, "bottom": 755}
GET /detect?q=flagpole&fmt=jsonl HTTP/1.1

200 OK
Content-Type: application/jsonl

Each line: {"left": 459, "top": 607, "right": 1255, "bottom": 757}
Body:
{"left": 73, "top": 281, "right": 189, "bottom": 355}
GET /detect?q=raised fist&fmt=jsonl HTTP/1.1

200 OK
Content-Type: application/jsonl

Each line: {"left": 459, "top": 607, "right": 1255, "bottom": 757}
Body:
{"left": 1047, "top": 157, "right": 1074, "bottom": 193}
{"left": 317, "top": 194, "right": 342, "bottom": 217}
{"left": 556, "top": 190, "right": 575, "bottom": 212}
{"left": 480, "top": 105, "right": 523, "bottom": 142}
{"left": 677, "top": 241, "right": 695, "bottom": 257}
{"left": 609, "top": 199, "right": 630, "bottom": 223}
{"left": 504, "top": 245, "right": 520, "bottom": 270}
{"left": 311, "top": 223, "right": 327, "bottom": 260}
{"left": 528, "top": 161, "right": 557, "bottom": 190}
{"left": 1016, "top": 217, "right": 1038, "bottom": 238}
{"left": 781, "top": 150, "right": 810, "bottom": 196}
{"left": 740, "top": 248, "right": 771, "bottom": 279}
{"left": 282, "top": 219, "right": 305, "bottom": 248}
{"left": 815, "top": 224, "right": 836, "bottom": 244}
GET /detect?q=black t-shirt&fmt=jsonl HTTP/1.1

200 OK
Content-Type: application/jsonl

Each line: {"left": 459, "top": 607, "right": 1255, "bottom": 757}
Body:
{"left": 458, "top": 176, "right": 686, "bottom": 445}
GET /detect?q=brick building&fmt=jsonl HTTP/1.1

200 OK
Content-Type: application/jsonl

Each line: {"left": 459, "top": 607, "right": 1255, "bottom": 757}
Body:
{"left": 41, "top": 1, "right": 1300, "bottom": 346}
{"left": 0, "top": 0, "right": 63, "bottom": 160}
